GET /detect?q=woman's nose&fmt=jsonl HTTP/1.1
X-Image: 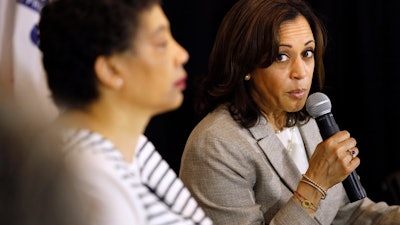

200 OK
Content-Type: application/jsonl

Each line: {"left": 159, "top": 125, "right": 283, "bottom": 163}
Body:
{"left": 290, "top": 57, "right": 307, "bottom": 79}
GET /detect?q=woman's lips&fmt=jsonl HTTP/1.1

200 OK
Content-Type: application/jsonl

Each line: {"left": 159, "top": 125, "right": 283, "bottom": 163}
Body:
{"left": 175, "top": 75, "right": 187, "bottom": 90}
{"left": 288, "top": 89, "right": 307, "bottom": 99}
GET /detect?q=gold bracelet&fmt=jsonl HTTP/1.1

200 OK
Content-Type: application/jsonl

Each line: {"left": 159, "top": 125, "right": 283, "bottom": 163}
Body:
{"left": 300, "top": 180, "right": 327, "bottom": 199}
{"left": 301, "top": 174, "right": 327, "bottom": 199}
{"left": 293, "top": 191, "right": 317, "bottom": 211}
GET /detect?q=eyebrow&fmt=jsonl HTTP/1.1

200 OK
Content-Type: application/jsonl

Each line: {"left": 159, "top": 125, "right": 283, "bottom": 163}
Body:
{"left": 151, "top": 24, "right": 169, "bottom": 36}
{"left": 279, "top": 40, "right": 315, "bottom": 48}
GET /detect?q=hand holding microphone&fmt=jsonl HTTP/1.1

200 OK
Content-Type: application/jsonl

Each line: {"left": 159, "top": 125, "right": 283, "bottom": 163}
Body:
{"left": 305, "top": 92, "right": 367, "bottom": 202}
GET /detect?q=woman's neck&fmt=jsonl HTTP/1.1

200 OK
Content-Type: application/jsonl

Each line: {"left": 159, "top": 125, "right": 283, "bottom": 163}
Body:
{"left": 260, "top": 110, "right": 287, "bottom": 133}
{"left": 57, "top": 108, "right": 149, "bottom": 162}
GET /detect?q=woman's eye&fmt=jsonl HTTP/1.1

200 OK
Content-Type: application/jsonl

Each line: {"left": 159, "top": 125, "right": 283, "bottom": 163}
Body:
{"left": 303, "top": 49, "right": 314, "bottom": 58}
{"left": 276, "top": 54, "right": 289, "bottom": 62}
{"left": 156, "top": 41, "right": 168, "bottom": 50}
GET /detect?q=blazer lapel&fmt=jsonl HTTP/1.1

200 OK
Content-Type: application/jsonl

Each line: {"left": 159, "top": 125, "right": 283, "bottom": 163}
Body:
{"left": 248, "top": 117, "right": 301, "bottom": 193}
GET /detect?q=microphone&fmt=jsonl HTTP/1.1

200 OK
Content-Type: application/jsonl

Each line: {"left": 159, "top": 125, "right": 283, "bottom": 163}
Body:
{"left": 305, "top": 92, "right": 367, "bottom": 202}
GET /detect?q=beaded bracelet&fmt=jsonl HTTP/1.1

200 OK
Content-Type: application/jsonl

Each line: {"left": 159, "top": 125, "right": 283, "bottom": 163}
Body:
{"left": 293, "top": 191, "right": 317, "bottom": 211}
{"left": 301, "top": 174, "right": 327, "bottom": 199}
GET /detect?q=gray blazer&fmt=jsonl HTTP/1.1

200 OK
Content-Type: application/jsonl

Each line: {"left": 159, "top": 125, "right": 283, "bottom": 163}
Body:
{"left": 180, "top": 105, "right": 400, "bottom": 225}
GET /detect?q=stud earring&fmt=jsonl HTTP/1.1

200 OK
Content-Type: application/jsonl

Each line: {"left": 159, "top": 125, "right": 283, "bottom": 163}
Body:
{"left": 115, "top": 78, "right": 123, "bottom": 87}
{"left": 244, "top": 74, "right": 251, "bottom": 81}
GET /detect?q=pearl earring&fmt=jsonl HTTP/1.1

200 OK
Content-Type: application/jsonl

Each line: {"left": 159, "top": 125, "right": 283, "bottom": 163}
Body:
{"left": 115, "top": 78, "right": 123, "bottom": 87}
{"left": 244, "top": 74, "right": 251, "bottom": 81}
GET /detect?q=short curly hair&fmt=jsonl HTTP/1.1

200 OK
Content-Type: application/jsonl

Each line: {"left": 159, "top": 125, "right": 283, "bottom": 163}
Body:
{"left": 39, "top": 0, "right": 161, "bottom": 109}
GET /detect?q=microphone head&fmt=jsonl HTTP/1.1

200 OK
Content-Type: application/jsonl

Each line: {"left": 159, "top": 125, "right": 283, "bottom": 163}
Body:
{"left": 306, "top": 92, "right": 332, "bottom": 118}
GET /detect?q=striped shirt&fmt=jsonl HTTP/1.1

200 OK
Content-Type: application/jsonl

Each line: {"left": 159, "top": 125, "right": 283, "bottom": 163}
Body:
{"left": 62, "top": 129, "right": 213, "bottom": 225}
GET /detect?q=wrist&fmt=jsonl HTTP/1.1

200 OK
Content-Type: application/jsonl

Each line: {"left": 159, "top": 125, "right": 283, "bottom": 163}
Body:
{"left": 293, "top": 191, "right": 318, "bottom": 212}
{"left": 296, "top": 182, "right": 323, "bottom": 207}
{"left": 301, "top": 174, "right": 327, "bottom": 199}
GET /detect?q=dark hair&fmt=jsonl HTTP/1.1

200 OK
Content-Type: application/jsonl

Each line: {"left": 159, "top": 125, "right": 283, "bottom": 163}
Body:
{"left": 195, "top": 0, "right": 327, "bottom": 128}
{"left": 39, "top": 0, "right": 160, "bottom": 109}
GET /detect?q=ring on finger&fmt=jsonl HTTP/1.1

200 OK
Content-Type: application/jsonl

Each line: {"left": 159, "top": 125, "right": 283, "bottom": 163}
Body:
{"left": 347, "top": 149, "right": 356, "bottom": 159}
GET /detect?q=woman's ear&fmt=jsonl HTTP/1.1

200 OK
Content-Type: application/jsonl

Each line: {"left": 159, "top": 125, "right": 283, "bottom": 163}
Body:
{"left": 94, "top": 56, "right": 124, "bottom": 89}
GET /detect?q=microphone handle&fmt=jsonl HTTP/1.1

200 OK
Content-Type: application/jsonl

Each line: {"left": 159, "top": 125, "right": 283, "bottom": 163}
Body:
{"left": 316, "top": 113, "right": 367, "bottom": 202}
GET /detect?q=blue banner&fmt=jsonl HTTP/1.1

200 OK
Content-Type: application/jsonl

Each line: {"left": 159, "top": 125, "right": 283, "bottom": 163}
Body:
{"left": 18, "top": 0, "right": 47, "bottom": 13}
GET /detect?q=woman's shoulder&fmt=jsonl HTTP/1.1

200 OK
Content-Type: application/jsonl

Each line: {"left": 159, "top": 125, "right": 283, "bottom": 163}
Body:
{"left": 195, "top": 105, "right": 240, "bottom": 130}
{"left": 187, "top": 105, "right": 255, "bottom": 148}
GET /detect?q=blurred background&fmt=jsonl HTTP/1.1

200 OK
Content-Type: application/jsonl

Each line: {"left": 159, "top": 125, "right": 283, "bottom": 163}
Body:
{"left": 146, "top": 0, "right": 400, "bottom": 205}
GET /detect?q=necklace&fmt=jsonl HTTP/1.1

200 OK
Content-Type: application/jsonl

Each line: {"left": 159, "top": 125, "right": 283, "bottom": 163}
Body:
{"left": 276, "top": 126, "right": 309, "bottom": 173}
{"left": 275, "top": 127, "right": 295, "bottom": 153}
